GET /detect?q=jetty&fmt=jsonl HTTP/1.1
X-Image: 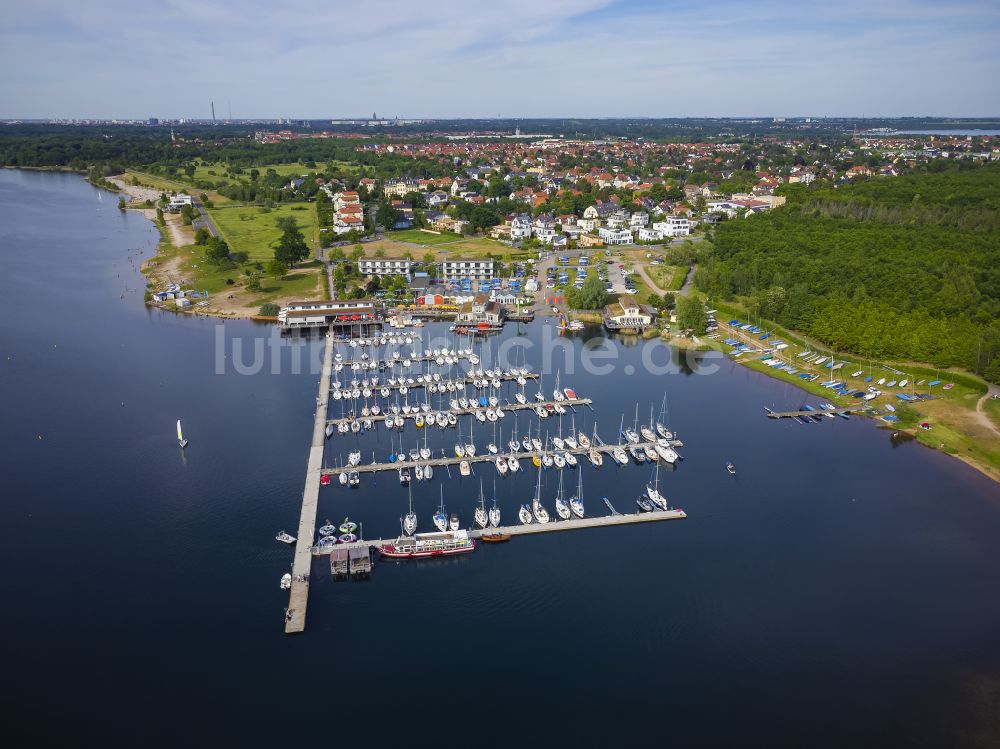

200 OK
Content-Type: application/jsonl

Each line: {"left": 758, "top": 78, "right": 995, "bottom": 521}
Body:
{"left": 331, "top": 371, "right": 539, "bottom": 395}
{"left": 285, "top": 330, "right": 335, "bottom": 634}
{"left": 322, "top": 437, "right": 662, "bottom": 477}
{"left": 766, "top": 406, "right": 854, "bottom": 419}
{"left": 311, "top": 508, "right": 687, "bottom": 556}
{"left": 326, "top": 397, "right": 593, "bottom": 429}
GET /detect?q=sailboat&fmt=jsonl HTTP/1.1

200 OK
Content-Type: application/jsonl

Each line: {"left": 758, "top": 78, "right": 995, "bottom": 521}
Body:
{"left": 475, "top": 480, "right": 489, "bottom": 529}
{"left": 176, "top": 419, "right": 188, "bottom": 449}
{"left": 646, "top": 460, "right": 667, "bottom": 510}
{"left": 531, "top": 465, "right": 550, "bottom": 524}
{"left": 554, "top": 470, "right": 571, "bottom": 520}
{"left": 569, "top": 467, "right": 584, "bottom": 518}
{"left": 489, "top": 482, "right": 501, "bottom": 527}
{"left": 403, "top": 483, "right": 418, "bottom": 536}
{"left": 433, "top": 487, "right": 448, "bottom": 532}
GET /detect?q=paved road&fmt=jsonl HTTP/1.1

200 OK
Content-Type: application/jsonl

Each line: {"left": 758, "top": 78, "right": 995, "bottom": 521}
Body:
{"left": 191, "top": 198, "right": 220, "bottom": 239}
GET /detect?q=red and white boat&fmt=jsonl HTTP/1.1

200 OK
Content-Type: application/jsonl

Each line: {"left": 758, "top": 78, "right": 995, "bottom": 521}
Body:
{"left": 378, "top": 530, "right": 476, "bottom": 559}
{"left": 563, "top": 388, "right": 577, "bottom": 400}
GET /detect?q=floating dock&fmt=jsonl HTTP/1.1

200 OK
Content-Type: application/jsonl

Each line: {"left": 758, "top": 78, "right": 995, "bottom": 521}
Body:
{"left": 326, "top": 397, "right": 592, "bottom": 428}
{"left": 321, "top": 437, "right": 668, "bottom": 477}
{"left": 311, "top": 508, "right": 687, "bottom": 556}
{"left": 766, "top": 406, "right": 853, "bottom": 419}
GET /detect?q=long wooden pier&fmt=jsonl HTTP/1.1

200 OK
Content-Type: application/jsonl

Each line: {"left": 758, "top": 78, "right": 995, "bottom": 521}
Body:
{"left": 310, "top": 508, "right": 687, "bottom": 555}
{"left": 326, "top": 397, "right": 594, "bottom": 428}
{"left": 285, "top": 330, "right": 335, "bottom": 635}
{"left": 321, "top": 437, "right": 664, "bottom": 476}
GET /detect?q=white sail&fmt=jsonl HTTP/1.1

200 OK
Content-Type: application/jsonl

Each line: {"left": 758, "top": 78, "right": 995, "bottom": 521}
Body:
{"left": 176, "top": 420, "right": 184, "bottom": 442}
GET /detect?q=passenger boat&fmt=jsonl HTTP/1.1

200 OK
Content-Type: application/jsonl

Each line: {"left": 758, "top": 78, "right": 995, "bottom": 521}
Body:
{"left": 378, "top": 530, "right": 476, "bottom": 559}
{"left": 275, "top": 531, "right": 296, "bottom": 544}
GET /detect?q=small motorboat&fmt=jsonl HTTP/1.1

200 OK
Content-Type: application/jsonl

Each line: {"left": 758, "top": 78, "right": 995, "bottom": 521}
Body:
{"left": 460, "top": 460, "right": 471, "bottom": 477}
{"left": 280, "top": 573, "right": 292, "bottom": 590}
{"left": 320, "top": 474, "right": 331, "bottom": 486}
{"left": 636, "top": 495, "right": 654, "bottom": 512}
{"left": 348, "top": 471, "right": 360, "bottom": 487}
{"left": 449, "top": 513, "right": 460, "bottom": 531}
{"left": 480, "top": 533, "right": 510, "bottom": 543}
{"left": 275, "top": 531, "right": 296, "bottom": 544}
{"left": 726, "top": 462, "right": 736, "bottom": 475}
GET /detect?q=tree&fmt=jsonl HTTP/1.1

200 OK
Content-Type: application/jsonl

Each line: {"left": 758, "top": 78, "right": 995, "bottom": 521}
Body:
{"left": 349, "top": 245, "right": 364, "bottom": 262}
{"left": 422, "top": 250, "right": 436, "bottom": 266}
{"left": 194, "top": 227, "right": 210, "bottom": 244}
{"left": 266, "top": 259, "right": 288, "bottom": 278}
{"left": 676, "top": 295, "right": 707, "bottom": 333}
{"left": 259, "top": 302, "right": 280, "bottom": 317}
{"left": 204, "top": 237, "right": 231, "bottom": 264}
{"left": 566, "top": 275, "right": 609, "bottom": 310}
{"left": 274, "top": 216, "right": 310, "bottom": 266}
{"left": 245, "top": 271, "right": 262, "bottom": 292}
{"left": 376, "top": 202, "right": 399, "bottom": 228}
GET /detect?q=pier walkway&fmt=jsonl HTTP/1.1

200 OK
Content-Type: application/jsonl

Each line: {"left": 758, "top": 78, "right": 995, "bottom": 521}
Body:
{"left": 326, "top": 397, "right": 593, "bottom": 428}
{"left": 285, "top": 330, "right": 335, "bottom": 634}
{"left": 331, "top": 372, "right": 539, "bottom": 395}
{"left": 320, "top": 434, "right": 660, "bottom": 477}
{"left": 310, "top": 508, "right": 687, "bottom": 555}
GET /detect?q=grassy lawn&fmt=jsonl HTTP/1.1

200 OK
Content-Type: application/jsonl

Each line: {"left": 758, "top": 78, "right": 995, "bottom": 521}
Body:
{"left": 123, "top": 170, "right": 188, "bottom": 193}
{"left": 210, "top": 204, "right": 318, "bottom": 263}
{"left": 984, "top": 396, "right": 1000, "bottom": 432}
{"left": 647, "top": 264, "right": 687, "bottom": 292}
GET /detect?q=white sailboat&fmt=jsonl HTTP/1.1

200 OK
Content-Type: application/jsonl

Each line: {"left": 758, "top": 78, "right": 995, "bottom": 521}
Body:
{"left": 433, "top": 487, "right": 448, "bottom": 532}
{"left": 489, "top": 482, "right": 501, "bottom": 527}
{"left": 646, "top": 459, "right": 668, "bottom": 510}
{"left": 474, "top": 480, "right": 489, "bottom": 529}
{"left": 531, "top": 465, "right": 550, "bottom": 524}
{"left": 403, "top": 483, "right": 418, "bottom": 536}
{"left": 176, "top": 419, "right": 188, "bottom": 449}
{"left": 569, "top": 467, "right": 584, "bottom": 518}
{"left": 554, "top": 470, "right": 571, "bottom": 520}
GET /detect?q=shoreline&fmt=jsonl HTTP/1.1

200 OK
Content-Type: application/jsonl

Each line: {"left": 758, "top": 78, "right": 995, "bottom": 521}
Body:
{"left": 714, "top": 320, "right": 1000, "bottom": 485}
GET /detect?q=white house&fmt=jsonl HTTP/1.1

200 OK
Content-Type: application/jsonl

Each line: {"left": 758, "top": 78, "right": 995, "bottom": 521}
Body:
{"left": 637, "top": 227, "right": 663, "bottom": 242}
{"left": 629, "top": 211, "right": 649, "bottom": 228}
{"left": 598, "top": 227, "right": 633, "bottom": 245}
{"left": 651, "top": 217, "right": 693, "bottom": 237}
{"left": 167, "top": 194, "right": 193, "bottom": 211}
{"left": 510, "top": 214, "right": 533, "bottom": 240}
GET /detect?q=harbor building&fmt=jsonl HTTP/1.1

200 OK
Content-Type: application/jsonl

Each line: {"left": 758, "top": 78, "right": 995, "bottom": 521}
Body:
{"left": 358, "top": 258, "right": 413, "bottom": 280}
{"left": 278, "top": 300, "right": 381, "bottom": 330}
{"left": 439, "top": 259, "right": 494, "bottom": 283}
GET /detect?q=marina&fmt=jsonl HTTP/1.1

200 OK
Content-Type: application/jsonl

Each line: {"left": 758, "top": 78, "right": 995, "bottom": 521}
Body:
{"left": 285, "top": 326, "right": 687, "bottom": 633}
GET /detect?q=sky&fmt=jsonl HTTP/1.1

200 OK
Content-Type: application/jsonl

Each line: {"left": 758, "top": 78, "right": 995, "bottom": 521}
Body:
{"left": 2, "top": 0, "right": 999, "bottom": 119}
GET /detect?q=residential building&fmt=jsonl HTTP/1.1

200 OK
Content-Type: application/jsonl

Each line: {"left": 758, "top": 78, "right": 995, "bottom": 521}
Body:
{"left": 510, "top": 214, "right": 533, "bottom": 240}
{"left": 604, "top": 298, "right": 654, "bottom": 329}
{"left": 358, "top": 258, "right": 414, "bottom": 280}
{"left": 651, "top": 217, "right": 693, "bottom": 237}
{"left": 598, "top": 227, "right": 633, "bottom": 245}
{"left": 440, "top": 258, "right": 494, "bottom": 282}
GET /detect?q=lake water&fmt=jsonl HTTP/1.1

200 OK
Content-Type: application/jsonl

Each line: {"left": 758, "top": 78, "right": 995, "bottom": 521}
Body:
{"left": 2, "top": 169, "right": 999, "bottom": 747}
{"left": 894, "top": 129, "right": 1000, "bottom": 136}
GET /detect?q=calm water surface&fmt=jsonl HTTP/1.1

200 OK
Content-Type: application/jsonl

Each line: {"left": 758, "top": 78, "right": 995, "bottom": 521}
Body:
{"left": 2, "top": 170, "right": 999, "bottom": 747}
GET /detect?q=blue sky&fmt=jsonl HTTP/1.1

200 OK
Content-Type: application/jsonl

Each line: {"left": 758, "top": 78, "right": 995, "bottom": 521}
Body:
{"left": 2, "top": 0, "right": 998, "bottom": 118}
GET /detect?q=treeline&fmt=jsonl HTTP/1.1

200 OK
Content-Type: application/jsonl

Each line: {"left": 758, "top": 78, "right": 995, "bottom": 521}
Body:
{"left": 697, "top": 165, "right": 1000, "bottom": 380}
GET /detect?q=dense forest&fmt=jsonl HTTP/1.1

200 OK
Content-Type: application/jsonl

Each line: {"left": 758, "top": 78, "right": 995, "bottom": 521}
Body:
{"left": 696, "top": 165, "right": 1000, "bottom": 381}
